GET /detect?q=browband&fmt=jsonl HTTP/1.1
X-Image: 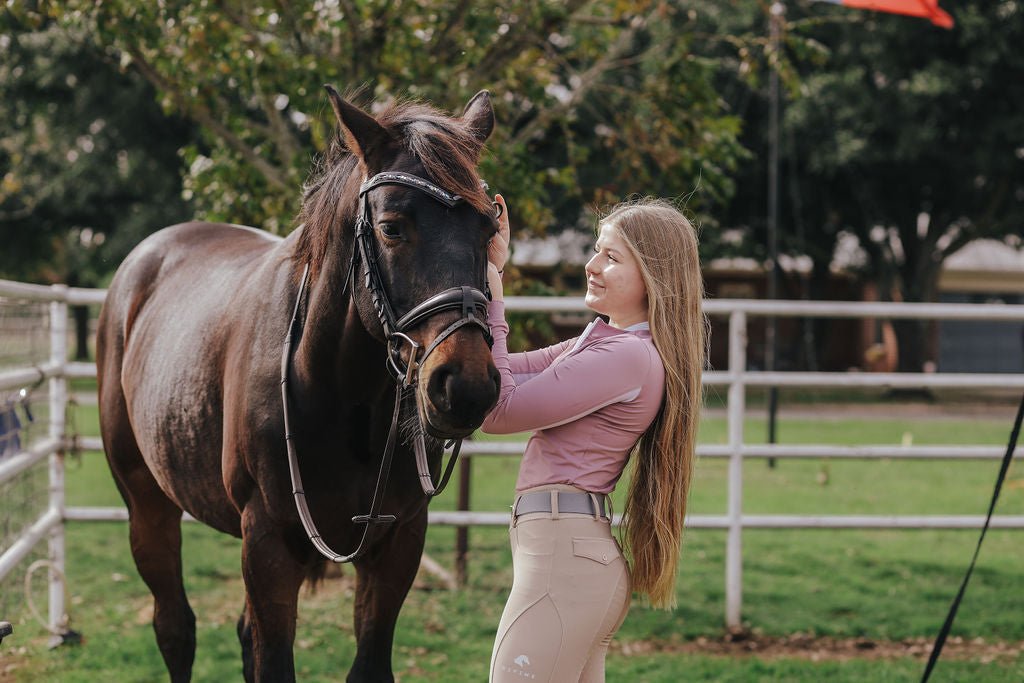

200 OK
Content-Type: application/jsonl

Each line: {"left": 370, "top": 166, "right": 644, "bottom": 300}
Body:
{"left": 360, "top": 171, "right": 464, "bottom": 207}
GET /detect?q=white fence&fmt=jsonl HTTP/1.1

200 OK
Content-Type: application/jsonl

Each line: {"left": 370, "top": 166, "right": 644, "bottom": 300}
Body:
{"left": 0, "top": 281, "right": 102, "bottom": 638}
{"left": 1, "top": 278, "right": 1022, "bottom": 632}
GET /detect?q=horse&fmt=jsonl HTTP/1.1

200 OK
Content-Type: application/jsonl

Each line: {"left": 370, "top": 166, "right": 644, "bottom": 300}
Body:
{"left": 96, "top": 86, "right": 501, "bottom": 682}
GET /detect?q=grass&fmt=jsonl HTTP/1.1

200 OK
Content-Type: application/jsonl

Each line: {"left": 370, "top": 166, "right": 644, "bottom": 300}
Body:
{"left": 1, "top": 394, "right": 1023, "bottom": 681}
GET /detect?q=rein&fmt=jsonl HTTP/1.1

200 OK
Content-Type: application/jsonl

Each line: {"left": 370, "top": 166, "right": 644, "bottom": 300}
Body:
{"left": 280, "top": 171, "right": 493, "bottom": 563}
{"left": 920, "top": 390, "right": 1024, "bottom": 681}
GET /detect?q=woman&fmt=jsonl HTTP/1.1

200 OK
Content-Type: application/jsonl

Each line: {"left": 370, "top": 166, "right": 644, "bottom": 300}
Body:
{"left": 483, "top": 194, "right": 706, "bottom": 682}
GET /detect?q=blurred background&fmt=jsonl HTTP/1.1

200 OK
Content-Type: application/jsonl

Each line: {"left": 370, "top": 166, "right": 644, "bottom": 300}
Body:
{"left": 2, "top": 0, "right": 1021, "bottom": 372}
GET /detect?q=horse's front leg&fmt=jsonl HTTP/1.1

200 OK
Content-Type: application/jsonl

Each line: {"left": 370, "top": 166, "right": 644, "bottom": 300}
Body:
{"left": 240, "top": 498, "right": 307, "bottom": 683}
{"left": 347, "top": 508, "right": 428, "bottom": 683}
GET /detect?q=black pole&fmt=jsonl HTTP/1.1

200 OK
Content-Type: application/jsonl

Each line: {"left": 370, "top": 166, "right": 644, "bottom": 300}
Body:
{"left": 766, "top": 2, "right": 784, "bottom": 463}
{"left": 455, "top": 456, "right": 472, "bottom": 586}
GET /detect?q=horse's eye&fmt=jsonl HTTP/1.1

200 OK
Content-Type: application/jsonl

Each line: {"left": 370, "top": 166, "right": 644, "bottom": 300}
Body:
{"left": 378, "top": 223, "right": 403, "bottom": 240}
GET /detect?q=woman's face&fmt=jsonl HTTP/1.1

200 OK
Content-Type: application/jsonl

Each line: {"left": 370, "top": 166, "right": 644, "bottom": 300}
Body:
{"left": 584, "top": 223, "right": 648, "bottom": 328}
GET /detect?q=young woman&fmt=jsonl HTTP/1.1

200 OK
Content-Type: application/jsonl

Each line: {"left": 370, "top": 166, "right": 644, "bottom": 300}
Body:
{"left": 482, "top": 194, "right": 707, "bottom": 682}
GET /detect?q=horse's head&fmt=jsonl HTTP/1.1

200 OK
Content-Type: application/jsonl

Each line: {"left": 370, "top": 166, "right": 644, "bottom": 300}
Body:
{"left": 322, "top": 87, "right": 500, "bottom": 439}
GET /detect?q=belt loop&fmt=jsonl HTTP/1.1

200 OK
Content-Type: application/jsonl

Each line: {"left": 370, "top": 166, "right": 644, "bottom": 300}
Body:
{"left": 587, "top": 492, "right": 601, "bottom": 521}
{"left": 511, "top": 495, "right": 521, "bottom": 528}
{"left": 550, "top": 490, "right": 559, "bottom": 520}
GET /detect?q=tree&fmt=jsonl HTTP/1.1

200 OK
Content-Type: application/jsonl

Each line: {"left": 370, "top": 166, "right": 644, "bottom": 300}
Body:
{"left": 42, "top": 1, "right": 747, "bottom": 243}
{"left": 723, "top": 0, "right": 1024, "bottom": 371}
{"left": 0, "top": 10, "right": 194, "bottom": 357}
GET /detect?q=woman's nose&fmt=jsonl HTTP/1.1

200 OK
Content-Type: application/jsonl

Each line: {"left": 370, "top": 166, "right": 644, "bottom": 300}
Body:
{"left": 585, "top": 254, "right": 599, "bottom": 274}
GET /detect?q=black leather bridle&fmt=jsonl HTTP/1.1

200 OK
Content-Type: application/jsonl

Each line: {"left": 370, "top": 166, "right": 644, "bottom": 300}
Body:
{"left": 355, "top": 172, "right": 493, "bottom": 383}
{"left": 280, "top": 171, "right": 495, "bottom": 563}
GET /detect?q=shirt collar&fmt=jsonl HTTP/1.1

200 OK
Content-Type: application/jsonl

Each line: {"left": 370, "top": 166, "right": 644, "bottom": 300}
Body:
{"left": 573, "top": 317, "right": 651, "bottom": 350}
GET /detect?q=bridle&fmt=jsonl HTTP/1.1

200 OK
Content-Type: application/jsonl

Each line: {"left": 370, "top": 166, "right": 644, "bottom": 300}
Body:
{"left": 280, "top": 171, "right": 495, "bottom": 563}
{"left": 355, "top": 172, "right": 493, "bottom": 383}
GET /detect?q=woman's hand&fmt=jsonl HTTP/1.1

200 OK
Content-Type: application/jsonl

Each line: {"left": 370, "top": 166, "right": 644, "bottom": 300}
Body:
{"left": 487, "top": 194, "right": 510, "bottom": 272}
{"left": 486, "top": 262, "right": 504, "bottom": 302}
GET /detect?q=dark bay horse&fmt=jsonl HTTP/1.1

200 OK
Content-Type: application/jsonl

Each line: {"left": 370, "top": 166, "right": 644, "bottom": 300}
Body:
{"left": 96, "top": 87, "right": 500, "bottom": 682}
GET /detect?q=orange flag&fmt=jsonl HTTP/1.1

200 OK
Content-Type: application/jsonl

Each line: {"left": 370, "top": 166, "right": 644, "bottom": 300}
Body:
{"left": 827, "top": 0, "right": 954, "bottom": 29}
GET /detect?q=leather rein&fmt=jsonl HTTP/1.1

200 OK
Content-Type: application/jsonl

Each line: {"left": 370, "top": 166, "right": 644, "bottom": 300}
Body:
{"left": 280, "top": 171, "right": 493, "bottom": 563}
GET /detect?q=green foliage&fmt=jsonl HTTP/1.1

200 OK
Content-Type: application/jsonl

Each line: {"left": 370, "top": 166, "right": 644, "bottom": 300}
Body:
{"left": 723, "top": 0, "right": 1024, "bottom": 294}
{"left": 38, "top": 1, "right": 746, "bottom": 241}
{"left": 786, "top": 1, "right": 1024, "bottom": 275}
{"left": 699, "top": 0, "right": 1024, "bottom": 371}
{"left": 0, "top": 11, "right": 193, "bottom": 284}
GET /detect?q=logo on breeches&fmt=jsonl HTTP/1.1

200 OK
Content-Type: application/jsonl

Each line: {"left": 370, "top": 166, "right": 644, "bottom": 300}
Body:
{"left": 499, "top": 653, "right": 536, "bottom": 679}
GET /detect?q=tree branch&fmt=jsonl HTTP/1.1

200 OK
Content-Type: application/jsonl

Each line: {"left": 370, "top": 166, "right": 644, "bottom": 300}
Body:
{"left": 126, "top": 47, "right": 289, "bottom": 190}
{"left": 509, "top": 12, "right": 650, "bottom": 147}
{"left": 434, "top": 0, "right": 474, "bottom": 64}
{"left": 472, "top": 0, "right": 591, "bottom": 84}
{"left": 253, "top": 77, "right": 301, "bottom": 171}
{"left": 337, "top": 0, "right": 362, "bottom": 78}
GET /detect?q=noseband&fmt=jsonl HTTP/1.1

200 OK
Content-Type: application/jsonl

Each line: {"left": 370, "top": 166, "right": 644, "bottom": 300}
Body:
{"left": 281, "top": 171, "right": 494, "bottom": 563}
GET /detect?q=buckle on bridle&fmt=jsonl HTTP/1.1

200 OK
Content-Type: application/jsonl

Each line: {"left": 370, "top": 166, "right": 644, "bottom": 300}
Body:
{"left": 387, "top": 331, "right": 421, "bottom": 386}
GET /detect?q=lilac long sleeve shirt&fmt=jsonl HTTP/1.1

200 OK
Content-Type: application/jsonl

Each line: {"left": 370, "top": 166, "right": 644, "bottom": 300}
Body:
{"left": 481, "top": 300, "right": 666, "bottom": 494}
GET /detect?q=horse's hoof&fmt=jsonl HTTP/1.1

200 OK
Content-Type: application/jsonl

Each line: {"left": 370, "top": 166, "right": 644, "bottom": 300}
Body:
{"left": 0, "top": 621, "right": 12, "bottom": 645}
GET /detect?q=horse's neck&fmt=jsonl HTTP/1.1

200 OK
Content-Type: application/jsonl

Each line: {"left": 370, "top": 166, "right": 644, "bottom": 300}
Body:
{"left": 290, "top": 231, "right": 389, "bottom": 404}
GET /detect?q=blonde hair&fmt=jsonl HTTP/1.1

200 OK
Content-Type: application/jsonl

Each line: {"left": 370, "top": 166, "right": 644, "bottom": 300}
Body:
{"left": 601, "top": 197, "right": 707, "bottom": 609}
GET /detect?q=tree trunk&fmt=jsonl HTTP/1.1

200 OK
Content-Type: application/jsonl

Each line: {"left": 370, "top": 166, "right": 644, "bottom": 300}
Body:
{"left": 892, "top": 318, "right": 926, "bottom": 373}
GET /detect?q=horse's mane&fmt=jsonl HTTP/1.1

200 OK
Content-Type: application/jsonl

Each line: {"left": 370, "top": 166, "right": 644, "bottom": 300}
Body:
{"left": 294, "top": 100, "right": 491, "bottom": 275}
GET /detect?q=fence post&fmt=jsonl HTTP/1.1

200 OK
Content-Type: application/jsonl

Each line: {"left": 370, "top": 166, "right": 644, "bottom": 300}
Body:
{"left": 725, "top": 311, "right": 746, "bottom": 629}
{"left": 48, "top": 285, "right": 68, "bottom": 636}
{"left": 455, "top": 456, "right": 471, "bottom": 586}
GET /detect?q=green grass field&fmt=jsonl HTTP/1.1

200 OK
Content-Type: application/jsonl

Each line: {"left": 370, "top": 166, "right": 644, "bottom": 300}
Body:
{"left": 1, "top": 394, "right": 1022, "bottom": 681}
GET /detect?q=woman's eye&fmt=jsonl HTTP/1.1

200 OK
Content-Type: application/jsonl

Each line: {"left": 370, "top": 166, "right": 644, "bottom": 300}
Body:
{"left": 379, "top": 223, "right": 402, "bottom": 239}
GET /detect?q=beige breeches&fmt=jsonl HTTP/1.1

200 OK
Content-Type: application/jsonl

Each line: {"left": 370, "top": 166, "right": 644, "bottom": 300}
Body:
{"left": 489, "top": 489, "right": 631, "bottom": 683}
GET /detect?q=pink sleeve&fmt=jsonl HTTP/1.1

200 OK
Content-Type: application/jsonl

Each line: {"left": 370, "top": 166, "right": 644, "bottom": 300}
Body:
{"left": 488, "top": 301, "right": 575, "bottom": 377}
{"left": 481, "top": 301, "right": 651, "bottom": 435}
{"left": 508, "top": 338, "right": 576, "bottom": 375}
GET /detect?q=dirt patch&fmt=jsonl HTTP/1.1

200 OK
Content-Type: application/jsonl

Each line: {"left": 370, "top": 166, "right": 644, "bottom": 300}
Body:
{"left": 613, "top": 632, "right": 1024, "bottom": 663}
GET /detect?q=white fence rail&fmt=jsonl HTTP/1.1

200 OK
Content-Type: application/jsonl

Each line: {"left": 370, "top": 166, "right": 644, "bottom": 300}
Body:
{"left": 1, "top": 278, "right": 1021, "bottom": 631}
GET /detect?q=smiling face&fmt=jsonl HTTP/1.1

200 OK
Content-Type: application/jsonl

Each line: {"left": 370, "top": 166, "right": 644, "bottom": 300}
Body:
{"left": 584, "top": 223, "right": 649, "bottom": 328}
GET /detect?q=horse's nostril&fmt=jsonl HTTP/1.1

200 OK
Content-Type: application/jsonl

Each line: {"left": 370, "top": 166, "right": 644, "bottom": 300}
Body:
{"left": 445, "top": 373, "right": 459, "bottom": 406}
{"left": 428, "top": 367, "right": 454, "bottom": 412}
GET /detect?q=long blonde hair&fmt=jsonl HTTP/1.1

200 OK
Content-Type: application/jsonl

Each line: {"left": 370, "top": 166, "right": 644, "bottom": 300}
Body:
{"left": 602, "top": 198, "right": 707, "bottom": 609}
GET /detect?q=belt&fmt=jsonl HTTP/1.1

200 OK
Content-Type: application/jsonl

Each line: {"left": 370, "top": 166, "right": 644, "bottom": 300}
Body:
{"left": 513, "top": 490, "right": 609, "bottom": 519}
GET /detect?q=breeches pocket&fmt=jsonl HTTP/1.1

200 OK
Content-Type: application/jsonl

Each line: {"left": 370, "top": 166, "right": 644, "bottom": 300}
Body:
{"left": 572, "top": 537, "right": 620, "bottom": 566}
{"left": 510, "top": 525, "right": 556, "bottom": 556}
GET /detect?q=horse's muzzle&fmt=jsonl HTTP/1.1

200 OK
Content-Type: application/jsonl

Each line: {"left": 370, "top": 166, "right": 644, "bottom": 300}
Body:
{"left": 421, "top": 357, "right": 500, "bottom": 438}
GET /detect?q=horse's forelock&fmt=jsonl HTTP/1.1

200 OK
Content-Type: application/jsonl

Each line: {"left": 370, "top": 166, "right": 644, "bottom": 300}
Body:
{"left": 379, "top": 103, "right": 492, "bottom": 215}
{"left": 294, "top": 101, "right": 491, "bottom": 274}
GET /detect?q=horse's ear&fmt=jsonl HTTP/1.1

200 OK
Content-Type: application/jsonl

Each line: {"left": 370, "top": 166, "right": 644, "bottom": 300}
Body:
{"left": 324, "top": 85, "right": 392, "bottom": 171}
{"left": 460, "top": 90, "right": 494, "bottom": 145}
